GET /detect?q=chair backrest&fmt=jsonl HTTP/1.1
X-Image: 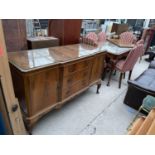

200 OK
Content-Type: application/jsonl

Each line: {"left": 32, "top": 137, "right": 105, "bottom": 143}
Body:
{"left": 136, "top": 39, "right": 145, "bottom": 55}
{"left": 122, "top": 44, "right": 144, "bottom": 71}
{"left": 98, "top": 31, "right": 106, "bottom": 42}
{"left": 120, "top": 32, "right": 136, "bottom": 44}
{"left": 141, "top": 28, "right": 155, "bottom": 53}
{"left": 81, "top": 36, "right": 97, "bottom": 46}
{"left": 136, "top": 39, "right": 144, "bottom": 45}
{"left": 81, "top": 37, "right": 98, "bottom": 46}
{"left": 86, "top": 32, "right": 98, "bottom": 43}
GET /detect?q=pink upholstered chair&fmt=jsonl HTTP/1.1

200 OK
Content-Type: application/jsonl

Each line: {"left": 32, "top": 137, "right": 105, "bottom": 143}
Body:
{"left": 136, "top": 39, "right": 145, "bottom": 61}
{"left": 120, "top": 32, "right": 136, "bottom": 44}
{"left": 107, "top": 44, "right": 144, "bottom": 88}
{"left": 86, "top": 32, "right": 98, "bottom": 43}
{"left": 136, "top": 39, "right": 144, "bottom": 45}
{"left": 80, "top": 32, "right": 98, "bottom": 46}
{"left": 82, "top": 32, "right": 106, "bottom": 46}
{"left": 80, "top": 32, "right": 97, "bottom": 46}
{"left": 98, "top": 31, "right": 106, "bottom": 42}
{"left": 81, "top": 36, "right": 97, "bottom": 46}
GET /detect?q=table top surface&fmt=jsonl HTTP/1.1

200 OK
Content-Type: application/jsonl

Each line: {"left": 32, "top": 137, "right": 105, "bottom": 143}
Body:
{"left": 8, "top": 41, "right": 132, "bottom": 72}
{"left": 27, "top": 36, "right": 58, "bottom": 42}
{"left": 107, "top": 39, "right": 135, "bottom": 48}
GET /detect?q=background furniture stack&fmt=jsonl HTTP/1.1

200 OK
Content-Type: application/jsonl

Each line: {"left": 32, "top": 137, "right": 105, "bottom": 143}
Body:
{"left": 2, "top": 19, "right": 61, "bottom": 51}
{"left": 81, "top": 20, "right": 100, "bottom": 35}
{"left": 32, "top": 19, "right": 42, "bottom": 36}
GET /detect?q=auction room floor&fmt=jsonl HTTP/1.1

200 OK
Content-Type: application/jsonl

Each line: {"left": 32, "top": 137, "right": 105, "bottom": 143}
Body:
{"left": 32, "top": 57, "right": 149, "bottom": 135}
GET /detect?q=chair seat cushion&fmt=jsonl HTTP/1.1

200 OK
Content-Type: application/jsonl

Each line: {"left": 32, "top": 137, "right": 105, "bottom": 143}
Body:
{"left": 128, "top": 69, "right": 155, "bottom": 92}
{"left": 116, "top": 60, "right": 125, "bottom": 70}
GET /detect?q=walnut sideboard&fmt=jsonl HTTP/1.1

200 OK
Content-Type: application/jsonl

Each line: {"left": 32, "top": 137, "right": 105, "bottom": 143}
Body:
{"left": 8, "top": 41, "right": 132, "bottom": 132}
{"left": 8, "top": 43, "right": 106, "bottom": 131}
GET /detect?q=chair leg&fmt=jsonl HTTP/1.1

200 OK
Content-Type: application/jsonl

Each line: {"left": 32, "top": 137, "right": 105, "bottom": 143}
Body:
{"left": 128, "top": 70, "right": 132, "bottom": 80}
{"left": 96, "top": 83, "right": 101, "bottom": 94}
{"left": 101, "top": 68, "right": 107, "bottom": 81}
{"left": 113, "top": 70, "right": 116, "bottom": 75}
{"left": 107, "top": 69, "right": 114, "bottom": 86}
{"left": 139, "top": 56, "right": 142, "bottom": 63}
{"left": 123, "top": 73, "right": 126, "bottom": 79}
{"left": 119, "top": 73, "right": 123, "bottom": 89}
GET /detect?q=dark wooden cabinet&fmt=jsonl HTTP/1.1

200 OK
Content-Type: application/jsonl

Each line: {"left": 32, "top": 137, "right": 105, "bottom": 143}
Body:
{"left": 2, "top": 19, "right": 27, "bottom": 52}
{"left": 48, "top": 19, "right": 82, "bottom": 45}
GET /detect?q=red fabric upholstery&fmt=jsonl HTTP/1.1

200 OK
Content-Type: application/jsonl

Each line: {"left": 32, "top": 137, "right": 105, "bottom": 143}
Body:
{"left": 136, "top": 39, "right": 145, "bottom": 56}
{"left": 136, "top": 39, "right": 144, "bottom": 45}
{"left": 98, "top": 31, "right": 106, "bottom": 42}
{"left": 81, "top": 37, "right": 97, "bottom": 46}
{"left": 86, "top": 32, "right": 98, "bottom": 43}
{"left": 120, "top": 32, "right": 136, "bottom": 44}
{"left": 115, "top": 60, "right": 125, "bottom": 70}
{"left": 82, "top": 32, "right": 106, "bottom": 46}
{"left": 116, "top": 44, "right": 144, "bottom": 72}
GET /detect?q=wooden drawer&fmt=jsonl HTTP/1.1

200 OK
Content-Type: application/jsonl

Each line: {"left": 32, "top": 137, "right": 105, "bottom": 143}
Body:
{"left": 63, "top": 58, "right": 92, "bottom": 76}
{"left": 62, "top": 68, "right": 90, "bottom": 89}
{"left": 62, "top": 79, "right": 88, "bottom": 100}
